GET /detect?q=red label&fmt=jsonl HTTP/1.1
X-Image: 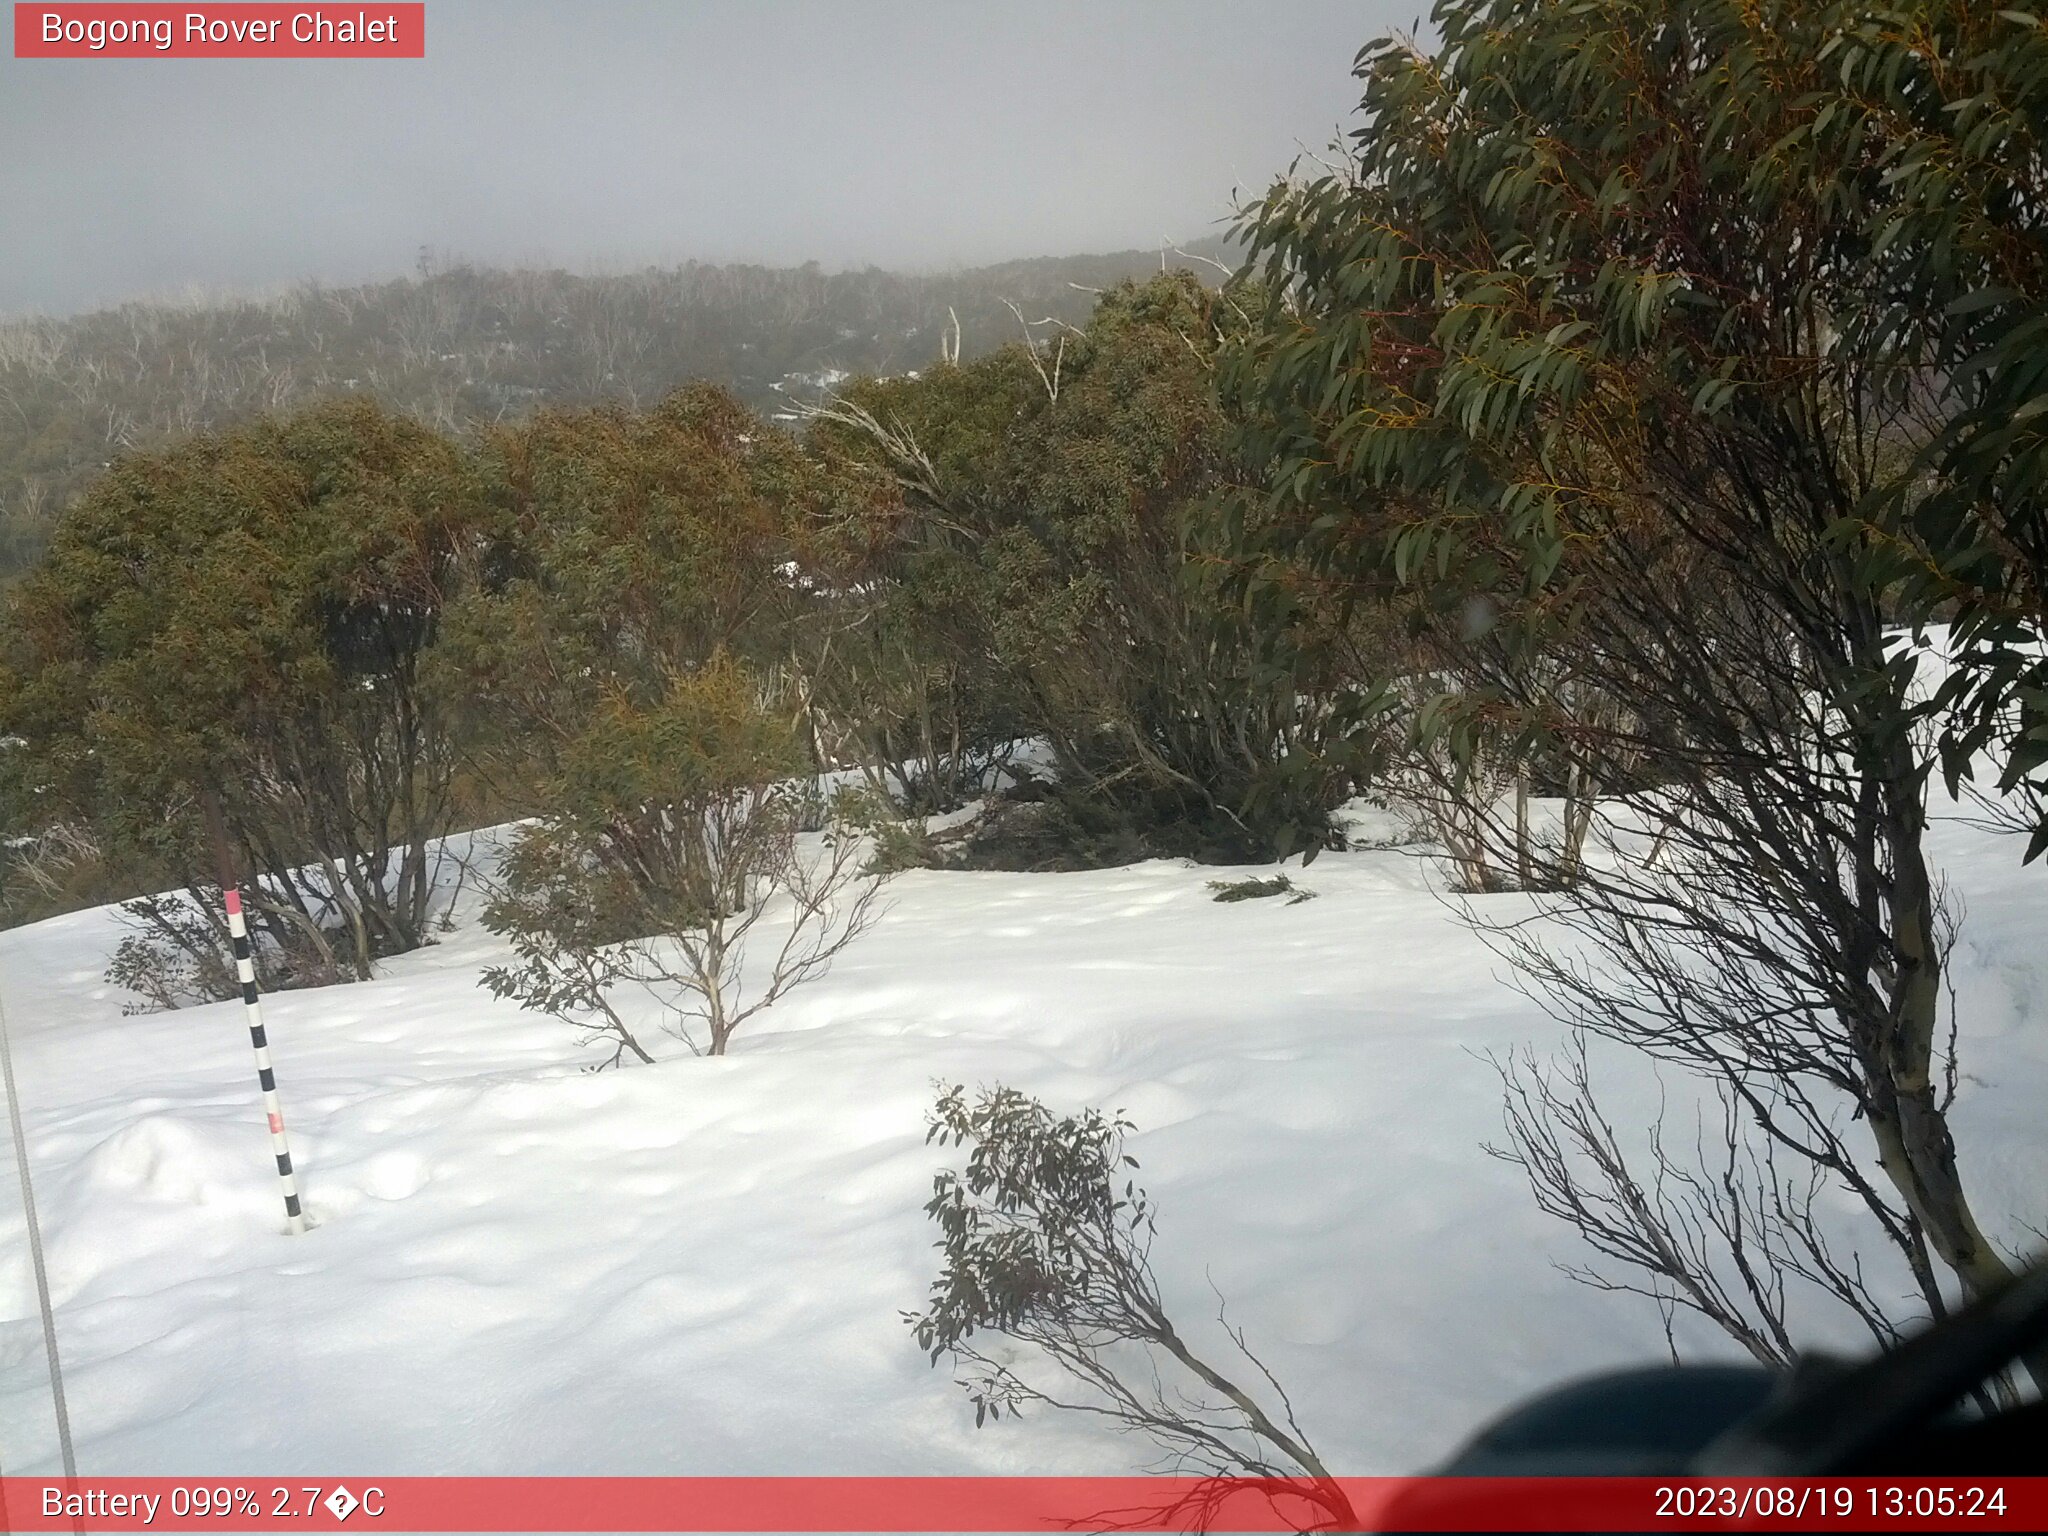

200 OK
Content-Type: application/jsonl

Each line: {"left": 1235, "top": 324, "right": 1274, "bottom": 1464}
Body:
{"left": 0, "top": 1477, "right": 2042, "bottom": 1532}
{"left": 14, "top": 4, "right": 425, "bottom": 57}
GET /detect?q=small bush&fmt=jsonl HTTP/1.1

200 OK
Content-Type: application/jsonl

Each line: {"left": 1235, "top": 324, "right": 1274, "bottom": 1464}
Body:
{"left": 828, "top": 784, "right": 946, "bottom": 875}
{"left": 908, "top": 1083, "right": 1353, "bottom": 1528}
{"left": 1206, "top": 873, "right": 1316, "bottom": 904}
{"left": 951, "top": 794, "right": 1157, "bottom": 872}
{"left": 107, "top": 911, "right": 237, "bottom": 1014}
{"left": 864, "top": 818, "right": 942, "bottom": 875}
{"left": 790, "top": 777, "right": 833, "bottom": 833}
{"left": 106, "top": 891, "right": 350, "bottom": 1013}
{"left": 481, "top": 658, "right": 892, "bottom": 1062}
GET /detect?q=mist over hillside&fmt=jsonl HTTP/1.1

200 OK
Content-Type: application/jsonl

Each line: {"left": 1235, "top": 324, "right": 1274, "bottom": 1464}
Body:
{"left": 0, "top": 239, "right": 1233, "bottom": 581}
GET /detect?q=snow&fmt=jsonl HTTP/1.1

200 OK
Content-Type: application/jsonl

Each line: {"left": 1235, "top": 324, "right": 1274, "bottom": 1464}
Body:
{"left": 0, "top": 799, "right": 2043, "bottom": 1478}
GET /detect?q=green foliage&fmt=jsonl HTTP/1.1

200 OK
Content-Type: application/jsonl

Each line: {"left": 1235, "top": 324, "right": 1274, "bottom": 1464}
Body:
{"left": 0, "top": 397, "right": 485, "bottom": 971}
{"left": 479, "top": 817, "right": 667, "bottom": 1068}
{"left": 479, "top": 654, "right": 884, "bottom": 1061}
{"left": 907, "top": 1081, "right": 1348, "bottom": 1516}
{"left": 810, "top": 274, "right": 1357, "bottom": 863}
{"left": 910, "top": 1083, "right": 1151, "bottom": 1382}
{"left": 5, "top": 263, "right": 1345, "bottom": 916}
{"left": 1225, "top": 0, "right": 2044, "bottom": 1350}
{"left": 1230, "top": 0, "right": 1868, "bottom": 618}
{"left": 1228, "top": 0, "right": 2048, "bottom": 858}
{"left": 830, "top": 785, "right": 944, "bottom": 875}
{"left": 103, "top": 894, "right": 239, "bottom": 1013}
{"left": 440, "top": 386, "right": 851, "bottom": 985}
{"left": 1815, "top": 7, "right": 2048, "bottom": 854}
{"left": 1206, "top": 873, "right": 1315, "bottom": 904}
{"left": 798, "top": 361, "right": 1037, "bottom": 815}
{"left": 493, "top": 653, "right": 807, "bottom": 934}
{"left": 953, "top": 795, "right": 1163, "bottom": 873}
{"left": 445, "top": 383, "right": 814, "bottom": 784}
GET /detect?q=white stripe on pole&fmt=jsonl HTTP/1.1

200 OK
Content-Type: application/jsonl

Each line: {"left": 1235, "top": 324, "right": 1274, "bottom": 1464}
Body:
{"left": 223, "top": 886, "right": 307, "bottom": 1234}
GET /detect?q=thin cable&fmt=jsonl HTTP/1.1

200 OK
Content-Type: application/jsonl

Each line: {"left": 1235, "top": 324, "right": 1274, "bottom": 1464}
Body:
{"left": 0, "top": 980, "right": 78, "bottom": 1481}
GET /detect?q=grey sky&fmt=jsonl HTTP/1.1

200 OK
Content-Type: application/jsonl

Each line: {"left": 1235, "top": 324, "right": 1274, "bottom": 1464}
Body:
{"left": 0, "top": 1, "right": 1401, "bottom": 317}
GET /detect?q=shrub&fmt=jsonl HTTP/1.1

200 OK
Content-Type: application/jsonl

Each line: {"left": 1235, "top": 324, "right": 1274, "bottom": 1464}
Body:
{"left": 1206, "top": 873, "right": 1314, "bottom": 904}
{"left": 481, "top": 658, "right": 890, "bottom": 1061}
{"left": 909, "top": 1084, "right": 1353, "bottom": 1529}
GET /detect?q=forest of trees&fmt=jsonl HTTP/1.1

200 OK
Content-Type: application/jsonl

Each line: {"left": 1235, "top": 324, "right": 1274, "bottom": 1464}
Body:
{"left": 2, "top": 0, "right": 2044, "bottom": 1469}
{"left": 0, "top": 240, "right": 1233, "bottom": 582}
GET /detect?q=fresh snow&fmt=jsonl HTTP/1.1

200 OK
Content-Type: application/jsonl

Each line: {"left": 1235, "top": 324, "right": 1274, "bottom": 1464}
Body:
{"left": 0, "top": 800, "right": 2043, "bottom": 1477}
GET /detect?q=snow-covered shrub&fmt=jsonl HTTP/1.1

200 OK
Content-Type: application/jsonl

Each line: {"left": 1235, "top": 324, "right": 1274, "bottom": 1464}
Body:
{"left": 910, "top": 1084, "right": 1353, "bottom": 1530}
{"left": 1206, "top": 873, "right": 1315, "bottom": 904}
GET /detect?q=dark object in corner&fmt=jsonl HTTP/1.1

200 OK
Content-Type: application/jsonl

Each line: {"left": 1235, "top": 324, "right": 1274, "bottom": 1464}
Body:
{"left": 1376, "top": 1265, "right": 2048, "bottom": 1532}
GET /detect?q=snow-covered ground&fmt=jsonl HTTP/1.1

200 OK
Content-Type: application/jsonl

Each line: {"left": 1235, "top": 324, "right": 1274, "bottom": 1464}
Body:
{"left": 0, "top": 800, "right": 2042, "bottom": 1477}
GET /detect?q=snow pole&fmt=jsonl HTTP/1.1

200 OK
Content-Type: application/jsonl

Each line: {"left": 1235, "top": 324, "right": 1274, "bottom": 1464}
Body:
{"left": 224, "top": 884, "right": 307, "bottom": 1233}
{"left": 0, "top": 977, "right": 80, "bottom": 1497}
{"left": 203, "top": 789, "right": 308, "bottom": 1235}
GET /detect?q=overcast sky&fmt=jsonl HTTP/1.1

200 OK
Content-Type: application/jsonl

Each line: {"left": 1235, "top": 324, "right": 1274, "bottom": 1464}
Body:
{"left": 0, "top": 1, "right": 1406, "bottom": 317}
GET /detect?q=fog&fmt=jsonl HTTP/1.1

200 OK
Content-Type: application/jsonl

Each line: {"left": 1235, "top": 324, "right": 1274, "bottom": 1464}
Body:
{"left": 0, "top": 1, "right": 1402, "bottom": 317}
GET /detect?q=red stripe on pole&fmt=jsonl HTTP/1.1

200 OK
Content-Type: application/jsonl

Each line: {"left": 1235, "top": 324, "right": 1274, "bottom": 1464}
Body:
{"left": 0, "top": 1477, "right": 2042, "bottom": 1531}
{"left": 267, "top": 1113, "right": 283, "bottom": 1134}
{"left": 224, "top": 887, "right": 242, "bottom": 917}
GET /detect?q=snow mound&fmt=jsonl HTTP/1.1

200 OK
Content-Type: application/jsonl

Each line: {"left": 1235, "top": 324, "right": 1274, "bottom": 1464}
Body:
{"left": 69, "top": 1116, "right": 259, "bottom": 1209}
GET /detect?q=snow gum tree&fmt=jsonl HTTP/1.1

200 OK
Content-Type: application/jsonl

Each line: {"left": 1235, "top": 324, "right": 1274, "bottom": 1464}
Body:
{"left": 805, "top": 274, "right": 1359, "bottom": 863}
{"left": 1226, "top": 0, "right": 2044, "bottom": 1379}
{"left": 1823, "top": 7, "right": 2048, "bottom": 857}
{"left": 0, "top": 397, "right": 488, "bottom": 992}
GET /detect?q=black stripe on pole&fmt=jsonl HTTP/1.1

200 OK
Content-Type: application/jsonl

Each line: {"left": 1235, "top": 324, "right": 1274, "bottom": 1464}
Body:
{"left": 205, "top": 789, "right": 306, "bottom": 1235}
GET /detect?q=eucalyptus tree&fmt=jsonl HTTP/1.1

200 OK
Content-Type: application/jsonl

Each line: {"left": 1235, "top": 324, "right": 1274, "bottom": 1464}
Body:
{"left": 1227, "top": 0, "right": 2040, "bottom": 1372}
{"left": 0, "top": 398, "right": 488, "bottom": 990}
{"left": 1822, "top": 7, "right": 2048, "bottom": 855}
{"left": 808, "top": 274, "right": 1358, "bottom": 863}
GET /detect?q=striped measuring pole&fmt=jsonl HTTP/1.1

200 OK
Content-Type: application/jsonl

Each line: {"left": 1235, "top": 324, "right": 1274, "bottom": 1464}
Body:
{"left": 222, "top": 886, "right": 308, "bottom": 1234}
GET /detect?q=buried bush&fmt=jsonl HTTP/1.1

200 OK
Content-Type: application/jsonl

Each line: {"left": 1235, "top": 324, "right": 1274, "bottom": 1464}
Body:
{"left": 106, "top": 889, "right": 361, "bottom": 1014}
{"left": 105, "top": 895, "right": 240, "bottom": 1014}
{"left": 909, "top": 1083, "right": 1353, "bottom": 1530}
{"left": 1207, "top": 873, "right": 1315, "bottom": 904}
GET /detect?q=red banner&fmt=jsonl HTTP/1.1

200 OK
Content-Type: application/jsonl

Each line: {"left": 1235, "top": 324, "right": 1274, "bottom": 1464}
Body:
{"left": 12, "top": 5, "right": 424, "bottom": 58}
{"left": 0, "top": 1477, "right": 2042, "bottom": 1532}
